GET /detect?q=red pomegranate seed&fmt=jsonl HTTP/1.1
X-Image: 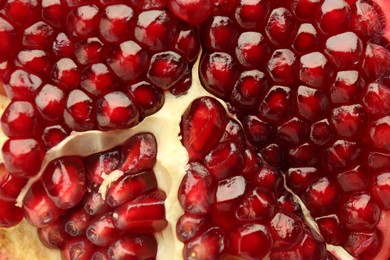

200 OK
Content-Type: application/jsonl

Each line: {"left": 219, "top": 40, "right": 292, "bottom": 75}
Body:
{"left": 91, "top": 248, "right": 109, "bottom": 260}
{"left": 276, "top": 117, "right": 308, "bottom": 147}
{"left": 0, "top": 199, "right": 23, "bottom": 227}
{"left": 135, "top": 9, "right": 178, "bottom": 51}
{"left": 23, "top": 21, "right": 54, "bottom": 48}
{"left": 2, "top": 0, "right": 40, "bottom": 26}
{"left": 42, "top": 0, "right": 68, "bottom": 28}
{"left": 337, "top": 165, "right": 368, "bottom": 192}
{"left": 310, "top": 119, "right": 333, "bottom": 146}
{"left": 0, "top": 164, "right": 27, "bottom": 201}
{"left": 267, "top": 49, "right": 298, "bottom": 85}
{"left": 351, "top": 0, "right": 384, "bottom": 39}
{"left": 0, "top": 16, "right": 18, "bottom": 59}
{"left": 331, "top": 104, "right": 365, "bottom": 138}
{"left": 362, "top": 42, "right": 390, "bottom": 79}
{"left": 3, "top": 68, "right": 42, "bottom": 101}
{"left": 366, "top": 151, "right": 390, "bottom": 170}
{"left": 242, "top": 115, "right": 273, "bottom": 147}
{"left": 236, "top": 188, "right": 276, "bottom": 222}
{"left": 235, "top": 32, "right": 270, "bottom": 69}
{"left": 259, "top": 85, "right": 293, "bottom": 122}
{"left": 42, "top": 156, "right": 87, "bottom": 209}
{"left": 299, "top": 52, "right": 334, "bottom": 89}
{"left": 176, "top": 213, "right": 208, "bottom": 243}
{"left": 292, "top": 0, "right": 321, "bottom": 20}
{"left": 120, "top": 133, "right": 157, "bottom": 174}
{"left": 297, "top": 86, "right": 329, "bottom": 121}
{"left": 228, "top": 224, "right": 272, "bottom": 260}
{"left": 80, "top": 63, "right": 114, "bottom": 96}
{"left": 293, "top": 23, "right": 319, "bottom": 53}
{"left": 83, "top": 190, "right": 111, "bottom": 216}
{"left": 331, "top": 70, "right": 364, "bottom": 104}
{"left": 363, "top": 82, "right": 390, "bottom": 117}
{"left": 99, "top": 4, "right": 134, "bottom": 43}
{"left": 202, "top": 16, "right": 238, "bottom": 51}
{"left": 52, "top": 32, "right": 75, "bottom": 58}
{"left": 113, "top": 190, "right": 167, "bottom": 233}
{"left": 181, "top": 97, "right": 227, "bottom": 160}
{"left": 86, "top": 213, "right": 121, "bottom": 247}
{"left": 168, "top": 0, "right": 212, "bottom": 25}
{"left": 278, "top": 192, "right": 303, "bottom": 217}
{"left": 288, "top": 142, "right": 319, "bottom": 166}
{"left": 51, "top": 58, "right": 81, "bottom": 91}
{"left": 241, "top": 149, "right": 261, "bottom": 178}
{"left": 128, "top": 80, "right": 164, "bottom": 118}
{"left": 368, "top": 116, "right": 390, "bottom": 152}
{"left": 16, "top": 49, "right": 51, "bottom": 75}
{"left": 35, "top": 84, "right": 66, "bottom": 122}
{"left": 62, "top": 237, "right": 96, "bottom": 260}
{"left": 107, "top": 40, "right": 148, "bottom": 82}
{"left": 372, "top": 171, "right": 390, "bottom": 209}
{"left": 269, "top": 210, "right": 304, "bottom": 250}
{"left": 219, "top": 119, "right": 246, "bottom": 147}
{"left": 66, "top": 5, "right": 100, "bottom": 38}
{"left": 184, "top": 227, "right": 225, "bottom": 260}
{"left": 252, "top": 165, "right": 284, "bottom": 193}
{"left": 65, "top": 206, "right": 92, "bottom": 237}
{"left": 323, "top": 139, "right": 361, "bottom": 172}
{"left": 174, "top": 23, "right": 200, "bottom": 63}
{"left": 261, "top": 143, "right": 285, "bottom": 168}
{"left": 286, "top": 167, "right": 317, "bottom": 194}
{"left": 343, "top": 230, "right": 381, "bottom": 258}
{"left": 23, "top": 181, "right": 64, "bottom": 228}
{"left": 316, "top": 214, "right": 346, "bottom": 245}
{"left": 2, "top": 138, "right": 44, "bottom": 178}
{"left": 178, "top": 162, "right": 214, "bottom": 215}
{"left": 86, "top": 148, "right": 120, "bottom": 188}
{"left": 339, "top": 192, "right": 380, "bottom": 231}
{"left": 204, "top": 141, "right": 245, "bottom": 180}
{"left": 108, "top": 234, "right": 157, "bottom": 260}
{"left": 316, "top": 0, "right": 351, "bottom": 35}
{"left": 74, "top": 38, "right": 104, "bottom": 65}
{"left": 147, "top": 51, "right": 188, "bottom": 90}
{"left": 265, "top": 7, "right": 297, "bottom": 47}
{"left": 42, "top": 125, "right": 69, "bottom": 149}
{"left": 1, "top": 101, "right": 40, "bottom": 138}
{"left": 38, "top": 218, "right": 69, "bottom": 249}
{"left": 63, "top": 89, "right": 95, "bottom": 131}
{"left": 106, "top": 170, "right": 157, "bottom": 207}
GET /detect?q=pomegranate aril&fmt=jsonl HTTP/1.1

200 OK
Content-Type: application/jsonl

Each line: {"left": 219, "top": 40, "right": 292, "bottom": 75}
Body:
{"left": 184, "top": 227, "right": 225, "bottom": 260}
{"left": 2, "top": 138, "right": 44, "bottom": 178}
{"left": 113, "top": 190, "right": 167, "bottom": 233}
{"left": 2, "top": 0, "right": 40, "bottom": 26}
{"left": 366, "top": 151, "right": 390, "bottom": 170}
{"left": 199, "top": 52, "right": 238, "bottom": 98}
{"left": 228, "top": 224, "right": 273, "bottom": 260}
{"left": 316, "top": 214, "right": 346, "bottom": 245}
{"left": 276, "top": 117, "right": 308, "bottom": 147}
{"left": 289, "top": 142, "right": 319, "bottom": 166}
{"left": 38, "top": 218, "right": 69, "bottom": 249}
{"left": 51, "top": 58, "right": 81, "bottom": 91}
{"left": 91, "top": 248, "right": 109, "bottom": 260}
{"left": 178, "top": 162, "right": 214, "bottom": 215}
{"left": 147, "top": 51, "right": 188, "bottom": 90}
{"left": 331, "top": 104, "right": 365, "bottom": 138}
{"left": 204, "top": 141, "right": 245, "bottom": 180}
{"left": 64, "top": 89, "right": 95, "bottom": 131}
{"left": 293, "top": 23, "right": 320, "bottom": 53}
{"left": 62, "top": 237, "right": 96, "bottom": 260}
{"left": 297, "top": 86, "right": 329, "bottom": 121}
{"left": 23, "top": 21, "right": 55, "bottom": 48}
{"left": 331, "top": 70, "right": 365, "bottom": 104}
{"left": 66, "top": 5, "right": 100, "bottom": 38}
{"left": 65, "top": 207, "right": 92, "bottom": 237}
{"left": 323, "top": 139, "right": 361, "bottom": 172}
{"left": 181, "top": 97, "right": 227, "bottom": 160}
{"left": 337, "top": 165, "right": 368, "bottom": 192}
{"left": 1, "top": 101, "right": 40, "bottom": 138}
{"left": 202, "top": 16, "right": 238, "bottom": 51}
{"left": 0, "top": 199, "right": 23, "bottom": 227}
{"left": 42, "top": 125, "right": 69, "bottom": 149}
{"left": 108, "top": 234, "right": 157, "bottom": 260}
{"left": 269, "top": 210, "right": 304, "bottom": 250}
{"left": 363, "top": 82, "right": 390, "bottom": 117}
{"left": 135, "top": 9, "right": 178, "bottom": 51}
{"left": 372, "top": 171, "right": 390, "bottom": 209}
{"left": 87, "top": 213, "right": 121, "bottom": 247}
{"left": 176, "top": 213, "right": 208, "bottom": 243}
{"left": 219, "top": 119, "right": 246, "bottom": 147}
{"left": 252, "top": 165, "right": 284, "bottom": 193}
{"left": 106, "top": 170, "right": 157, "bottom": 207}
{"left": 339, "top": 192, "right": 380, "bottom": 231}
{"left": 267, "top": 49, "right": 298, "bottom": 85}
{"left": 235, "top": 32, "right": 270, "bottom": 69}
{"left": 96, "top": 91, "right": 139, "bottom": 131}
{"left": 131, "top": 0, "right": 167, "bottom": 10}
{"left": 277, "top": 192, "right": 303, "bottom": 217}
{"left": 99, "top": 4, "right": 134, "bottom": 43}
{"left": 242, "top": 115, "right": 273, "bottom": 147}
{"left": 261, "top": 143, "right": 285, "bottom": 168}
{"left": 174, "top": 23, "right": 200, "bottom": 63}
{"left": 362, "top": 42, "right": 390, "bottom": 79}
{"left": 3, "top": 68, "right": 42, "bottom": 101}
{"left": 83, "top": 190, "right": 111, "bottom": 216}
{"left": 259, "top": 85, "right": 293, "bottom": 122}
{"left": 316, "top": 0, "right": 352, "bottom": 35}
{"left": 236, "top": 187, "right": 276, "bottom": 222}
{"left": 343, "top": 230, "right": 381, "bottom": 258}
{"left": 35, "top": 84, "right": 66, "bottom": 122}
{"left": 0, "top": 166, "right": 26, "bottom": 201}
{"left": 299, "top": 52, "right": 334, "bottom": 89}
{"left": 16, "top": 49, "right": 51, "bottom": 75}
{"left": 23, "top": 182, "right": 64, "bottom": 228}
{"left": 286, "top": 167, "right": 318, "bottom": 194}
{"left": 368, "top": 116, "right": 390, "bottom": 152}
{"left": 242, "top": 149, "right": 261, "bottom": 178}
{"left": 42, "top": 0, "right": 68, "bottom": 28}
{"left": 128, "top": 81, "right": 164, "bottom": 118}
{"left": 107, "top": 40, "right": 147, "bottom": 82}
{"left": 52, "top": 32, "right": 75, "bottom": 58}
{"left": 310, "top": 119, "right": 333, "bottom": 146}
{"left": 42, "top": 156, "right": 87, "bottom": 209}
{"left": 292, "top": 0, "right": 321, "bottom": 20}
{"left": 168, "top": 0, "right": 212, "bottom": 26}
{"left": 265, "top": 7, "right": 297, "bottom": 47}
{"left": 351, "top": 0, "right": 385, "bottom": 39}
{"left": 0, "top": 16, "right": 18, "bottom": 59}
{"left": 74, "top": 38, "right": 104, "bottom": 65}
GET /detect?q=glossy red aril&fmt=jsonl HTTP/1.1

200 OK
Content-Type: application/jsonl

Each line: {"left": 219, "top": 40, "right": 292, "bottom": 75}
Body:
{"left": 86, "top": 148, "right": 120, "bottom": 188}
{"left": 0, "top": 199, "right": 23, "bottom": 227}
{"left": 65, "top": 207, "right": 92, "bottom": 237}
{"left": 62, "top": 237, "right": 96, "bottom": 260}
{"left": 99, "top": 4, "right": 134, "bottom": 43}
{"left": 202, "top": 16, "right": 238, "bottom": 51}
{"left": 184, "top": 227, "right": 225, "bottom": 260}
{"left": 3, "top": 69, "right": 42, "bottom": 101}
{"left": 176, "top": 213, "right": 208, "bottom": 242}
{"left": 82, "top": 190, "right": 111, "bottom": 216}
{"left": 316, "top": 0, "right": 351, "bottom": 35}
{"left": 38, "top": 218, "right": 70, "bottom": 249}
{"left": 267, "top": 49, "right": 298, "bottom": 84}
{"left": 86, "top": 213, "right": 121, "bottom": 247}
{"left": 0, "top": 164, "right": 27, "bottom": 201}
{"left": 108, "top": 234, "right": 157, "bottom": 260}
{"left": 265, "top": 7, "right": 297, "bottom": 47}
{"left": 63, "top": 89, "right": 95, "bottom": 131}
{"left": 168, "top": 0, "right": 212, "bottom": 25}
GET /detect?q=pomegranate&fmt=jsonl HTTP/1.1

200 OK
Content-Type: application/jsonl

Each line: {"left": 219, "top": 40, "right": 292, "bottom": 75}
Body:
{"left": 0, "top": 0, "right": 389, "bottom": 259}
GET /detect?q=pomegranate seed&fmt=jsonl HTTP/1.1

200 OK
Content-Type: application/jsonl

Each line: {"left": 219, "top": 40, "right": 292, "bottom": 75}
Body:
{"left": 74, "top": 37, "right": 104, "bottom": 65}
{"left": 80, "top": 63, "right": 114, "bottom": 96}
{"left": 310, "top": 119, "right": 333, "bottom": 146}
{"left": 108, "top": 234, "right": 157, "bottom": 260}
{"left": 252, "top": 165, "right": 284, "bottom": 193}
{"left": 351, "top": 0, "right": 385, "bottom": 39}
{"left": 363, "top": 82, "right": 390, "bottom": 117}
{"left": 86, "top": 148, "right": 120, "bottom": 188}
{"left": 2, "top": 138, "right": 44, "bottom": 178}
{"left": 62, "top": 237, "right": 96, "bottom": 260}
{"left": 23, "top": 182, "right": 64, "bottom": 228}
{"left": 16, "top": 49, "right": 51, "bottom": 75}
{"left": 339, "top": 192, "right": 380, "bottom": 231}
{"left": 292, "top": 0, "right": 321, "bottom": 20}
{"left": 362, "top": 42, "right": 390, "bottom": 79}
{"left": 38, "top": 218, "right": 70, "bottom": 249}
{"left": 269, "top": 210, "right": 304, "bottom": 250}
{"left": 219, "top": 119, "right": 246, "bottom": 147}
{"left": 236, "top": 188, "right": 276, "bottom": 221}
{"left": 372, "top": 171, "right": 390, "bottom": 209}
{"left": 316, "top": 0, "right": 351, "bottom": 35}
{"left": 168, "top": 0, "right": 212, "bottom": 25}
{"left": 91, "top": 248, "right": 109, "bottom": 260}
{"left": 323, "top": 139, "right": 361, "bottom": 172}
{"left": 337, "top": 165, "right": 368, "bottom": 192}
{"left": 278, "top": 192, "right": 303, "bottom": 217}
{"left": 42, "top": 125, "right": 69, "bottom": 149}
{"left": 99, "top": 4, "right": 134, "bottom": 43}
{"left": 23, "top": 21, "right": 54, "bottom": 48}
{"left": 267, "top": 49, "right": 298, "bottom": 85}
{"left": 276, "top": 117, "right": 308, "bottom": 147}
{"left": 286, "top": 167, "right": 318, "bottom": 194}
{"left": 106, "top": 170, "right": 157, "bottom": 207}
{"left": 293, "top": 23, "right": 319, "bottom": 53}
{"left": 204, "top": 141, "right": 245, "bottom": 180}
{"left": 2, "top": 0, "right": 40, "bottom": 26}
{"left": 66, "top": 5, "right": 100, "bottom": 38}
{"left": 63, "top": 89, "right": 95, "bottom": 131}
{"left": 128, "top": 80, "right": 164, "bottom": 118}
{"left": 202, "top": 16, "right": 238, "bottom": 51}
{"left": 235, "top": 32, "right": 270, "bottom": 69}
{"left": 228, "top": 224, "right": 273, "bottom": 260}
{"left": 83, "top": 190, "right": 111, "bottom": 216}
{"left": 343, "top": 230, "right": 381, "bottom": 257}
{"left": 0, "top": 199, "right": 23, "bottom": 227}
{"left": 184, "top": 227, "right": 225, "bottom": 260}
{"left": 174, "top": 23, "right": 200, "bottom": 63}
{"left": 299, "top": 52, "right": 334, "bottom": 89}
{"left": 42, "top": 156, "right": 87, "bottom": 209}
{"left": 331, "top": 70, "right": 365, "bottom": 104}
{"left": 316, "top": 214, "right": 346, "bottom": 245}
{"left": 42, "top": 0, "right": 68, "bottom": 28}
{"left": 3, "top": 68, "right": 42, "bottom": 101}
{"left": 113, "top": 190, "right": 167, "bottom": 233}
{"left": 35, "top": 84, "right": 66, "bottom": 122}
{"left": 65, "top": 207, "right": 92, "bottom": 237}
{"left": 176, "top": 213, "right": 208, "bottom": 243}
{"left": 368, "top": 116, "right": 390, "bottom": 152}
{"left": 52, "top": 32, "right": 75, "bottom": 58}
{"left": 178, "top": 162, "right": 214, "bottom": 215}
{"left": 181, "top": 97, "right": 227, "bottom": 160}
{"left": 242, "top": 115, "right": 273, "bottom": 147}
{"left": 297, "top": 86, "right": 329, "bottom": 121}
{"left": 0, "top": 164, "right": 27, "bottom": 201}
{"left": 265, "top": 7, "right": 297, "bottom": 47}
{"left": 86, "top": 213, "right": 121, "bottom": 246}
{"left": 241, "top": 149, "right": 261, "bottom": 178}
{"left": 0, "top": 16, "right": 18, "bottom": 59}
{"left": 259, "top": 85, "right": 293, "bottom": 122}
{"left": 51, "top": 58, "right": 80, "bottom": 91}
